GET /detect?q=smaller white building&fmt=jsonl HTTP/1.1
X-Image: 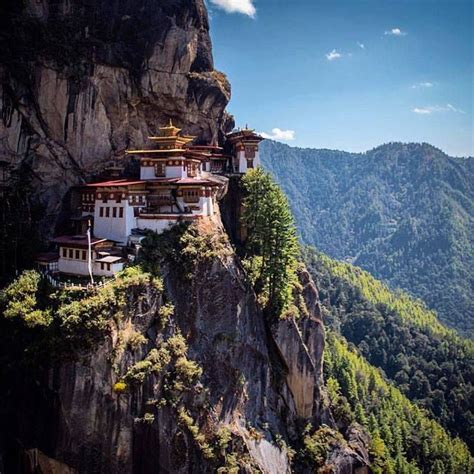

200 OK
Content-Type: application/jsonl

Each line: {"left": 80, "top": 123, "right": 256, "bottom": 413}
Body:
{"left": 226, "top": 128, "right": 264, "bottom": 173}
{"left": 52, "top": 235, "right": 124, "bottom": 277}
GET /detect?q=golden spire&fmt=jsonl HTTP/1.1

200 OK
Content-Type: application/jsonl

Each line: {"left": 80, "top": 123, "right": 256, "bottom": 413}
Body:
{"left": 159, "top": 119, "right": 181, "bottom": 137}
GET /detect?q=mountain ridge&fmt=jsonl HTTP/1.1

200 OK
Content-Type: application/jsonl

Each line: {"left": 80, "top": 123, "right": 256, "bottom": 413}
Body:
{"left": 260, "top": 139, "right": 474, "bottom": 337}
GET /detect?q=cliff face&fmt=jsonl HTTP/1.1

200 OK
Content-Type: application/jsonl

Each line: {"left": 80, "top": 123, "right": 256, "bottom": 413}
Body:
{"left": 2, "top": 211, "right": 369, "bottom": 473}
{"left": 0, "top": 0, "right": 232, "bottom": 238}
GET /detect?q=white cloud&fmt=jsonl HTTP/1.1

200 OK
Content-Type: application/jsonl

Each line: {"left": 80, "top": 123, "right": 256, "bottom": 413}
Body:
{"left": 357, "top": 41, "right": 365, "bottom": 49}
{"left": 413, "top": 107, "right": 433, "bottom": 115}
{"left": 446, "top": 103, "right": 466, "bottom": 114}
{"left": 260, "top": 128, "right": 295, "bottom": 141}
{"left": 209, "top": 0, "right": 256, "bottom": 17}
{"left": 412, "top": 104, "right": 465, "bottom": 115}
{"left": 385, "top": 27, "right": 407, "bottom": 36}
{"left": 412, "top": 82, "right": 434, "bottom": 88}
{"left": 326, "top": 49, "right": 342, "bottom": 61}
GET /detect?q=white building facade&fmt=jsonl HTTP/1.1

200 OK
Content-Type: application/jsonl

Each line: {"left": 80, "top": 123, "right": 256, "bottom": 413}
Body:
{"left": 38, "top": 122, "right": 264, "bottom": 279}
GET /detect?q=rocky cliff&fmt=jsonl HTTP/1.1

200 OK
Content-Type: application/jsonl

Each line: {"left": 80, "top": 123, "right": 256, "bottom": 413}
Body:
{"left": 1, "top": 199, "right": 369, "bottom": 473}
{"left": 0, "top": 0, "right": 232, "bottom": 243}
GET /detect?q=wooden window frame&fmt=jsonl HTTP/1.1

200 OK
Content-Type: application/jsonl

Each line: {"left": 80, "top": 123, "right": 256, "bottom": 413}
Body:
{"left": 183, "top": 189, "right": 200, "bottom": 203}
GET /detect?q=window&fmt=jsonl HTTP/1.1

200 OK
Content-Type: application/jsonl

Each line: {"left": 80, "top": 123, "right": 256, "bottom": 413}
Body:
{"left": 82, "top": 250, "right": 87, "bottom": 260}
{"left": 154, "top": 163, "right": 165, "bottom": 177}
{"left": 107, "top": 263, "right": 111, "bottom": 271}
{"left": 247, "top": 159, "right": 254, "bottom": 169}
{"left": 68, "top": 249, "right": 73, "bottom": 259}
{"left": 119, "top": 207, "right": 124, "bottom": 218}
{"left": 75, "top": 250, "right": 80, "bottom": 259}
{"left": 113, "top": 207, "right": 117, "bottom": 218}
{"left": 100, "top": 263, "right": 104, "bottom": 270}
{"left": 100, "top": 207, "right": 104, "bottom": 217}
{"left": 183, "top": 189, "right": 200, "bottom": 203}
{"left": 187, "top": 163, "right": 197, "bottom": 177}
{"left": 245, "top": 146, "right": 256, "bottom": 159}
{"left": 62, "top": 248, "right": 67, "bottom": 258}
{"left": 105, "top": 207, "right": 110, "bottom": 218}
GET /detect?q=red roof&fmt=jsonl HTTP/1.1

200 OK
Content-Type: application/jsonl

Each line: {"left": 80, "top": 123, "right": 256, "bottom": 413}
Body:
{"left": 52, "top": 235, "right": 109, "bottom": 248}
{"left": 130, "top": 178, "right": 220, "bottom": 186}
{"left": 83, "top": 176, "right": 220, "bottom": 189}
{"left": 85, "top": 179, "right": 144, "bottom": 188}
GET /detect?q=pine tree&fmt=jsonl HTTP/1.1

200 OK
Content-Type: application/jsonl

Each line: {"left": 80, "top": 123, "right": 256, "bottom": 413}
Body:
{"left": 241, "top": 168, "right": 299, "bottom": 317}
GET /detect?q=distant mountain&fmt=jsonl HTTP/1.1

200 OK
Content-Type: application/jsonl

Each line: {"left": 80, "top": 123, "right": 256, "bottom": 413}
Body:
{"left": 260, "top": 141, "right": 474, "bottom": 337}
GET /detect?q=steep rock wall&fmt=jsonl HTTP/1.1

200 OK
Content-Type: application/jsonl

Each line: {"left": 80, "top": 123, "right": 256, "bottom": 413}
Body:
{"left": 0, "top": 0, "right": 232, "bottom": 239}
{"left": 1, "top": 205, "right": 370, "bottom": 473}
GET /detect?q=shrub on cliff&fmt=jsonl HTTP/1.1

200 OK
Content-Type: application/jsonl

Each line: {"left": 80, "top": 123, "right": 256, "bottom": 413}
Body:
{"left": 0, "top": 270, "right": 52, "bottom": 328}
{"left": 241, "top": 168, "right": 299, "bottom": 318}
{"left": 139, "top": 223, "right": 228, "bottom": 279}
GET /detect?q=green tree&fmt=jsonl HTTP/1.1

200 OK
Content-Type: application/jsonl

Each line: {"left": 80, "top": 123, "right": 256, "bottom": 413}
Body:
{"left": 241, "top": 168, "right": 299, "bottom": 317}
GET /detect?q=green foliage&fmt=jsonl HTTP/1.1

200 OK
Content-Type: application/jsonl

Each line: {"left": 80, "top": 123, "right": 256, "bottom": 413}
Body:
{"left": 215, "top": 426, "right": 233, "bottom": 452}
{"left": 122, "top": 329, "right": 201, "bottom": 400}
{"left": 325, "top": 331, "right": 473, "bottom": 473}
{"left": 241, "top": 168, "right": 299, "bottom": 317}
{"left": 139, "top": 224, "right": 229, "bottom": 279}
{"left": 312, "top": 250, "right": 453, "bottom": 337}
{"left": 301, "top": 424, "right": 346, "bottom": 469}
{"left": 0, "top": 270, "right": 52, "bottom": 328}
{"left": 178, "top": 407, "right": 214, "bottom": 459}
{"left": 304, "top": 247, "right": 474, "bottom": 451}
{"left": 158, "top": 303, "right": 175, "bottom": 326}
{"left": 261, "top": 141, "right": 474, "bottom": 336}
{"left": 0, "top": 266, "right": 163, "bottom": 362}
{"left": 126, "top": 331, "right": 147, "bottom": 350}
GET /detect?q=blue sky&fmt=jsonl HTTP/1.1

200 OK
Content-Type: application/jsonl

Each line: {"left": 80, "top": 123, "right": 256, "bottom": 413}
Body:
{"left": 207, "top": 0, "right": 473, "bottom": 156}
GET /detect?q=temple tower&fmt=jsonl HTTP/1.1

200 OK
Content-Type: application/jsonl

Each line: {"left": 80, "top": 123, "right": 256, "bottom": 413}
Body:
{"left": 226, "top": 128, "right": 264, "bottom": 173}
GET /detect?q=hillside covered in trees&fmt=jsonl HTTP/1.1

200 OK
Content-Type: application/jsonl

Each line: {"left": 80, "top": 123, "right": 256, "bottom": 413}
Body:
{"left": 304, "top": 247, "right": 474, "bottom": 452}
{"left": 325, "top": 331, "right": 471, "bottom": 473}
{"left": 238, "top": 169, "right": 472, "bottom": 471}
{"left": 260, "top": 141, "right": 474, "bottom": 337}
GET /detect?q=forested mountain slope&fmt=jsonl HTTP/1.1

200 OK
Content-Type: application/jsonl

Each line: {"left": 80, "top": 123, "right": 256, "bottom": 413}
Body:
{"left": 260, "top": 141, "right": 474, "bottom": 337}
{"left": 324, "top": 331, "right": 472, "bottom": 473}
{"left": 304, "top": 247, "right": 474, "bottom": 452}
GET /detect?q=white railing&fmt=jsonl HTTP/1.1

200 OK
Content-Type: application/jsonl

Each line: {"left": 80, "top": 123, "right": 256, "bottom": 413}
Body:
{"left": 43, "top": 272, "right": 107, "bottom": 290}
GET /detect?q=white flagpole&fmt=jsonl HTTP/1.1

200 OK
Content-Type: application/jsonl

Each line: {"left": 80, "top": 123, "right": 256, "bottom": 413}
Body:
{"left": 87, "top": 220, "right": 94, "bottom": 285}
